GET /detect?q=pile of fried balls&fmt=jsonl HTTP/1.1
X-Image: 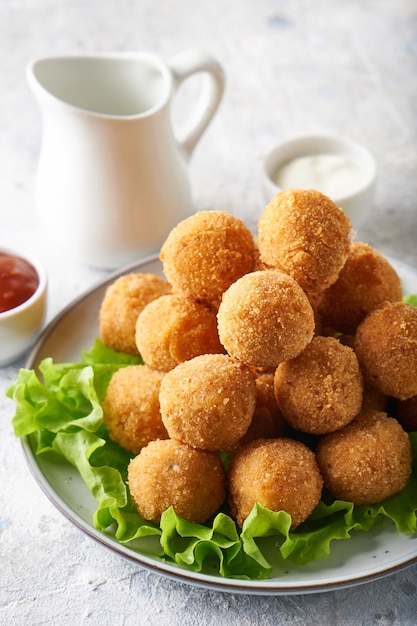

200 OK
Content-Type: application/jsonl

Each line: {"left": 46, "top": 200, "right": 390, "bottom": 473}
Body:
{"left": 99, "top": 189, "right": 416, "bottom": 530}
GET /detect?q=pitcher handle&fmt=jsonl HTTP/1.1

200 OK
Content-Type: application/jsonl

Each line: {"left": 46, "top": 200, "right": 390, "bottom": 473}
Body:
{"left": 167, "top": 49, "right": 225, "bottom": 158}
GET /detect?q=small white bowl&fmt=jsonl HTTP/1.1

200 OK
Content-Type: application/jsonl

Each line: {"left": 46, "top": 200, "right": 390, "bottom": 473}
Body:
{"left": 0, "top": 247, "right": 47, "bottom": 366}
{"left": 261, "top": 134, "right": 377, "bottom": 228}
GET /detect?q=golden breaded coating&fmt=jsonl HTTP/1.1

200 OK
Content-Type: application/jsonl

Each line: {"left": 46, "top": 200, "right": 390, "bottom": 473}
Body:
{"left": 127, "top": 439, "right": 226, "bottom": 524}
{"left": 99, "top": 273, "right": 172, "bottom": 354}
{"left": 228, "top": 438, "right": 323, "bottom": 529}
{"left": 354, "top": 301, "right": 417, "bottom": 400}
{"left": 102, "top": 365, "right": 168, "bottom": 454}
{"left": 316, "top": 410, "right": 412, "bottom": 505}
{"left": 160, "top": 210, "right": 256, "bottom": 302}
{"left": 274, "top": 336, "right": 363, "bottom": 434}
{"left": 395, "top": 395, "right": 417, "bottom": 432}
{"left": 361, "top": 382, "right": 388, "bottom": 412}
{"left": 252, "top": 371, "right": 288, "bottom": 436}
{"left": 159, "top": 353, "right": 256, "bottom": 451}
{"left": 337, "top": 333, "right": 389, "bottom": 414}
{"left": 257, "top": 189, "right": 351, "bottom": 294}
{"left": 239, "top": 372, "right": 287, "bottom": 446}
{"left": 135, "top": 294, "right": 225, "bottom": 371}
{"left": 217, "top": 269, "right": 315, "bottom": 368}
{"left": 316, "top": 242, "right": 403, "bottom": 334}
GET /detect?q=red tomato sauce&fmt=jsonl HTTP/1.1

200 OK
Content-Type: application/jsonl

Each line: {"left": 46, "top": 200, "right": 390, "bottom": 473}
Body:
{"left": 0, "top": 253, "right": 39, "bottom": 313}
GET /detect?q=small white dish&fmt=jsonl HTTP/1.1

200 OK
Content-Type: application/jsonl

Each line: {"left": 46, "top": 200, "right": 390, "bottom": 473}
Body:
{"left": 0, "top": 246, "right": 47, "bottom": 366}
{"left": 261, "top": 134, "right": 377, "bottom": 228}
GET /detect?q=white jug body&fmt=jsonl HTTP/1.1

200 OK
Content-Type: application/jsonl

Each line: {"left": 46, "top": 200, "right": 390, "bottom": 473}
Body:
{"left": 27, "top": 51, "right": 224, "bottom": 268}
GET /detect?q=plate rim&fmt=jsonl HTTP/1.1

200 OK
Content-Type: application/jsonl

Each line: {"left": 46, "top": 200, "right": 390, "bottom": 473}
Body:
{"left": 20, "top": 252, "right": 417, "bottom": 595}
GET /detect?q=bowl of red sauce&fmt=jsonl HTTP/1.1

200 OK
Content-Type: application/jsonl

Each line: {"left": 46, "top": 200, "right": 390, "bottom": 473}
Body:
{"left": 0, "top": 247, "right": 47, "bottom": 366}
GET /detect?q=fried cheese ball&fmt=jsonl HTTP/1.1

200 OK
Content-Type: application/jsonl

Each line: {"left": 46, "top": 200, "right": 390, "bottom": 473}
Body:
{"left": 159, "top": 353, "right": 256, "bottom": 451}
{"left": 336, "top": 333, "right": 388, "bottom": 419}
{"left": 128, "top": 439, "right": 226, "bottom": 524}
{"left": 316, "top": 242, "right": 403, "bottom": 334}
{"left": 102, "top": 365, "right": 168, "bottom": 454}
{"left": 354, "top": 301, "right": 417, "bottom": 400}
{"left": 361, "top": 383, "right": 388, "bottom": 413}
{"left": 257, "top": 189, "right": 351, "bottom": 294}
{"left": 160, "top": 210, "right": 257, "bottom": 302}
{"left": 316, "top": 410, "right": 412, "bottom": 505}
{"left": 217, "top": 269, "right": 315, "bottom": 368}
{"left": 99, "top": 273, "right": 172, "bottom": 354}
{"left": 274, "top": 336, "right": 363, "bottom": 435}
{"left": 228, "top": 438, "right": 323, "bottom": 529}
{"left": 239, "top": 372, "right": 287, "bottom": 445}
{"left": 135, "top": 294, "right": 225, "bottom": 371}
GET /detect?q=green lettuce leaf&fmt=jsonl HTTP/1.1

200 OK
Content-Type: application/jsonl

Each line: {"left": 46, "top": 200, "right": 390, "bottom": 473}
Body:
{"left": 6, "top": 339, "right": 417, "bottom": 580}
{"left": 404, "top": 294, "right": 417, "bottom": 307}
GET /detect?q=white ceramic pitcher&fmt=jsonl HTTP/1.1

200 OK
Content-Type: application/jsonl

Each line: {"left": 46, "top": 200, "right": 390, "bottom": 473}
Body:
{"left": 27, "top": 50, "right": 225, "bottom": 268}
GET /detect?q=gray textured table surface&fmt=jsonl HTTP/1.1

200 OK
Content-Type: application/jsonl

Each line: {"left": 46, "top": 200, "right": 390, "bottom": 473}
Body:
{"left": 1, "top": 1, "right": 417, "bottom": 624}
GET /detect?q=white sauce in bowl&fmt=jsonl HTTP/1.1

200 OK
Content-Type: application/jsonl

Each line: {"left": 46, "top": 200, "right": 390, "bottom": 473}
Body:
{"left": 273, "top": 153, "right": 369, "bottom": 198}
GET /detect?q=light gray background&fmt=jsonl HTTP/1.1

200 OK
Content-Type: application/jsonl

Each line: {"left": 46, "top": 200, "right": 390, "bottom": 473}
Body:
{"left": 1, "top": 1, "right": 416, "bottom": 624}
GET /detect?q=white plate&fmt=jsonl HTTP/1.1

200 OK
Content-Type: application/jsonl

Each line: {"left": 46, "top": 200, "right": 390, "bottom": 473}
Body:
{"left": 21, "top": 254, "right": 417, "bottom": 595}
